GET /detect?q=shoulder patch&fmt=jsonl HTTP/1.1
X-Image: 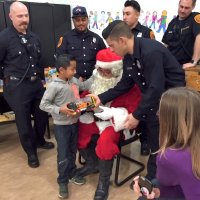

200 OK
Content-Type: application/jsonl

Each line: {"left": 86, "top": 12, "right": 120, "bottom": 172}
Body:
{"left": 194, "top": 14, "right": 200, "bottom": 24}
{"left": 57, "top": 37, "right": 63, "bottom": 48}
{"left": 150, "top": 31, "right": 155, "bottom": 40}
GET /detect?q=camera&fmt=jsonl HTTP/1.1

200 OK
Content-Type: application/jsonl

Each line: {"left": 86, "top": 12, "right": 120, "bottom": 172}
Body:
{"left": 138, "top": 176, "right": 153, "bottom": 195}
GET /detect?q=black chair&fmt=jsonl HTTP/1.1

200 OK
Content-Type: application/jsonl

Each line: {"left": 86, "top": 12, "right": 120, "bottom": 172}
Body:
{"left": 77, "top": 130, "right": 145, "bottom": 186}
{"left": 114, "top": 131, "right": 145, "bottom": 186}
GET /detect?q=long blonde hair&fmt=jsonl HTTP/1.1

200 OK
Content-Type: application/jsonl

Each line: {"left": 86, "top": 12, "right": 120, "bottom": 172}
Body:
{"left": 159, "top": 87, "right": 200, "bottom": 179}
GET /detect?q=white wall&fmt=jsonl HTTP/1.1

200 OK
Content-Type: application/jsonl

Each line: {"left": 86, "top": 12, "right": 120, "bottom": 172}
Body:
{"left": 21, "top": 0, "right": 200, "bottom": 41}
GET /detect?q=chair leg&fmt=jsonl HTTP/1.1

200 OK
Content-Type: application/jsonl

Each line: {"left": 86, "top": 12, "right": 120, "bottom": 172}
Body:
{"left": 114, "top": 153, "right": 145, "bottom": 186}
{"left": 78, "top": 152, "right": 86, "bottom": 165}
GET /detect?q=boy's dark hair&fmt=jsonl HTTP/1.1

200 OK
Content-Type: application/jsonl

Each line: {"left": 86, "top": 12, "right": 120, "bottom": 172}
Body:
{"left": 102, "top": 20, "right": 133, "bottom": 40}
{"left": 124, "top": 0, "right": 141, "bottom": 13}
{"left": 55, "top": 54, "right": 76, "bottom": 72}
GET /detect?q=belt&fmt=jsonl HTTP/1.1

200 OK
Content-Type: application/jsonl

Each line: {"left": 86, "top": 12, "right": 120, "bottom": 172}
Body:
{"left": 10, "top": 76, "right": 20, "bottom": 80}
{"left": 10, "top": 76, "right": 38, "bottom": 81}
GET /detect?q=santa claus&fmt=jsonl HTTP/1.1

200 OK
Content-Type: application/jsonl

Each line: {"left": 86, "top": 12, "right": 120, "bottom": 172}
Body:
{"left": 76, "top": 48, "right": 141, "bottom": 200}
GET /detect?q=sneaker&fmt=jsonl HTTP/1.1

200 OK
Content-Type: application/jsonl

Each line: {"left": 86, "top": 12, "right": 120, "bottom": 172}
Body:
{"left": 69, "top": 175, "right": 86, "bottom": 185}
{"left": 58, "top": 183, "right": 68, "bottom": 199}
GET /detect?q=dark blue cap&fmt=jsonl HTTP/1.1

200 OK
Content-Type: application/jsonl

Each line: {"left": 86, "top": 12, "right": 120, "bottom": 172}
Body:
{"left": 72, "top": 6, "right": 88, "bottom": 18}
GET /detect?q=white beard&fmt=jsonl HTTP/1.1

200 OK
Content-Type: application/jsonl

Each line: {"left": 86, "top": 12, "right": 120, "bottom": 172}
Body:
{"left": 90, "top": 69, "right": 122, "bottom": 95}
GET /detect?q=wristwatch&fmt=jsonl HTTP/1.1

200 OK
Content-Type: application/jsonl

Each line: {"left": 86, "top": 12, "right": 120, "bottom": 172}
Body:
{"left": 190, "top": 60, "right": 197, "bottom": 65}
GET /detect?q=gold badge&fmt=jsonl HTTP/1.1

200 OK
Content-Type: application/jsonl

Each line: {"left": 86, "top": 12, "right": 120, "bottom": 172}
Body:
{"left": 150, "top": 31, "right": 155, "bottom": 40}
{"left": 57, "top": 37, "right": 63, "bottom": 48}
{"left": 194, "top": 14, "right": 200, "bottom": 24}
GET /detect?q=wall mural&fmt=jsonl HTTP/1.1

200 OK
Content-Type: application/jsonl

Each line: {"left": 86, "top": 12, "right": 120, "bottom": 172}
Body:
{"left": 21, "top": 0, "right": 200, "bottom": 42}
{"left": 68, "top": 0, "right": 200, "bottom": 42}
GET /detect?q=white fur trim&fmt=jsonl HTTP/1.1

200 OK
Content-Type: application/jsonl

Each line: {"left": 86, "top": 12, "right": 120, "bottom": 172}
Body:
{"left": 96, "top": 121, "right": 111, "bottom": 134}
{"left": 96, "top": 60, "right": 122, "bottom": 69}
{"left": 123, "top": 129, "right": 136, "bottom": 140}
{"left": 111, "top": 107, "right": 128, "bottom": 132}
{"left": 79, "top": 112, "right": 94, "bottom": 124}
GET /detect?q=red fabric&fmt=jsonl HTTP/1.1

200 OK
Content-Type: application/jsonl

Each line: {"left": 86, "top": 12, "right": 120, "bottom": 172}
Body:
{"left": 96, "top": 126, "right": 120, "bottom": 160}
{"left": 111, "top": 84, "right": 141, "bottom": 113}
{"left": 80, "top": 90, "right": 90, "bottom": 98}
{"left": 78, "top": 121, "right": 99, "bottom": 149}
{"left": 96, "top": 48, "right": 122, "bottom": 63}
{"left": 78, "top": 85, "right": 141, "bottom": 159}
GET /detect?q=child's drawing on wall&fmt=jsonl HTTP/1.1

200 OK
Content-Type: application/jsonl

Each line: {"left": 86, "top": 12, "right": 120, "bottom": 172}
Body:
{"left": 89, "top": 11, "right": 94, "bottom": 29}
{"left": 149, "top": 11, "right": 157, "bottom": 29}
{"left": 157, "top": 10, "right": 167, "bottom": 33}
{"left": 115, "top": 12, "right": 120, "bottom": 20}
{"left": 99, "top": 11, "right": 106, "bottom": 30}
{"left": 106, "top": 12, "right": 114, "bottom": 24}
{"left": 92, "top": 11, "right": 98, "bottom": 29}
{"left": 142, "top": 11, "right": 150, "bottom": 27}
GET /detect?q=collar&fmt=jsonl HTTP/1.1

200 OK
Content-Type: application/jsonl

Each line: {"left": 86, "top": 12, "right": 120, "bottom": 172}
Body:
{"left": 125, "top": 37, "right": 140, "bottom": 62}
{"left": 132, "top": 37, "right": 140, "bottom": 60}
{"left": 177, "top": 12, "right": 193, "bottom": 22}
{"left": 133, "top": 22, "right": 142, "bottom": 32}
{"left": 72, "top": 28, "right": 91, "bottom": 36}
{"left": 55, "top": 77, "right": 68, "bottom": 83}
{"left": 9, "top": 24, "right": 32, "bottom": 38}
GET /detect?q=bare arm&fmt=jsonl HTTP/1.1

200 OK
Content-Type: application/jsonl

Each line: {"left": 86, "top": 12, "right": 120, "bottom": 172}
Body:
{"left": 183, "top": 33, "right": 200, "bottom": 68}
{"left": 192, "top": 33, "right": 200, "bottom": 63}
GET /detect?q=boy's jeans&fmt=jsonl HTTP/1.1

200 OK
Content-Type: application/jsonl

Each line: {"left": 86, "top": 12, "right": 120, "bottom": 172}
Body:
{"left": 54, "top": 123, "right": 78, "bottom": 184}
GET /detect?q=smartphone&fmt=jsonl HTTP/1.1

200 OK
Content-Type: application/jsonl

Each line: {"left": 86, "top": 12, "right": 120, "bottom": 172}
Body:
{"left": 138, "top": 176, "right": 153, "bottom": 195}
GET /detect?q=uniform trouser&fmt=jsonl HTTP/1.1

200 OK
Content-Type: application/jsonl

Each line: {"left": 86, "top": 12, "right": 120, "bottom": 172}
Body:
{"left": 145, "top": 114, "right": 159, "bottom": 180}
{"left": 3, "top": 78, "right": 48, "bottom": 156}
{"left": 54, "top": 124, "right": 78, "bottom": 184}
{"left": 139, "top": 121, "right": 148, "bottom": 144}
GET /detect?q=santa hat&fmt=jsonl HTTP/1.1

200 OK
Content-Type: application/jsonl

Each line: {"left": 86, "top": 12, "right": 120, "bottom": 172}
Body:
{"left": 96, "top": 48, "right": 123, "bottom": 77}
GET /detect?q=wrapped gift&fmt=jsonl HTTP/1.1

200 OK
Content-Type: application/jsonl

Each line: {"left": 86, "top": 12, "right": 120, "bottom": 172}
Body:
{"left": 185, "top": 66, "right": 200, "bottom": 92}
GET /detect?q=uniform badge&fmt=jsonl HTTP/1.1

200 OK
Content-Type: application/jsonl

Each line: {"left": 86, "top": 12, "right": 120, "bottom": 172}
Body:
{"left": 137, "top": 32, "right": 142, "bottom": 37}
{"left": 194, "top": 14, "right": 200, "bottom": 24}
{"left": 57, "top": 37, "right": 63, "bottom": 48}
{"left": 93, "top": 37, "right": 97, "bottom": 43}
{"left": 150, "top": 31, "right": 155, "bottom": 39}
{"left": 136, "top": 60, "right": 141, "bottom": 69}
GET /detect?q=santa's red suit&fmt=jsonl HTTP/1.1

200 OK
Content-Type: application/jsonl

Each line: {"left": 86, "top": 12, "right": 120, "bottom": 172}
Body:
{"left": 77, "top": 48, "right": 141, "bottom": 160}
{"left": 76, "top": 48, "right": 141, "bottom": 200}
{"left": 78, "top": 85, "right": 141, "bottom": 159}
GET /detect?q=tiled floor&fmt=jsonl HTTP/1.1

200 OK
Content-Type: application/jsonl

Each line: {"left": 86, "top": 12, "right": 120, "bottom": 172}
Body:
{"left": 0, "top": 120, "right": 148, "bottom": 200}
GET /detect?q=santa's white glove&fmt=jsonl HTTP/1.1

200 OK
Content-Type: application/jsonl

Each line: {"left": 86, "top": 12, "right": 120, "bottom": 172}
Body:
{"left": 94, "top": 106, "right": 113, "bottom": 120}
{"left": 112, "top": 107, "right": 128, "bottom": 132}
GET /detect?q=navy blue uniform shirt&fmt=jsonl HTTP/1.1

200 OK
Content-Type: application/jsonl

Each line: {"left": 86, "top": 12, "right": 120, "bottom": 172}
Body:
{"left": 132, "top": 22, "right": 155, "bottom": 39}
{"left": 56, "top": 29, "right": 106, "bottom": 79}
{"left": 162, "top": 12, "right": 200, "bottom": 65}
{"left": 99, "top": 37, "right": 185, "bottom": 121}
{"left": 0, "top": 25, "right": 43, "bottom": 79}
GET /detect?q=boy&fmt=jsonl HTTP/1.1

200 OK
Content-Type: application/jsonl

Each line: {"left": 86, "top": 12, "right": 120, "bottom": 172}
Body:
{"left": 40, "top": 54, "right": 91, "bottom": 199}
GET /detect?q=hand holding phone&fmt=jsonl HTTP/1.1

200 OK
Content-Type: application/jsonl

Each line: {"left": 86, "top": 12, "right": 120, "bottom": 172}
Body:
{"left": 138, "top": 176, "right": 153, "bottom": 196}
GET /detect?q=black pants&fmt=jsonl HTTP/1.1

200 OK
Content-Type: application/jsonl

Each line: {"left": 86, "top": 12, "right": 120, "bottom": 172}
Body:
{"left": 3, "top": 78, "right": 48, "bottom": 156}
{"left": 145, "top": 114, "right": 159, "bottom": 180}
{"left": 138, "top": 121, "right": 148, "bottom": 143}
